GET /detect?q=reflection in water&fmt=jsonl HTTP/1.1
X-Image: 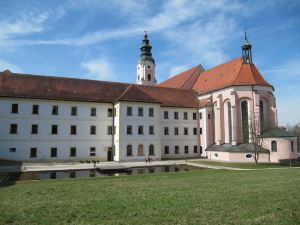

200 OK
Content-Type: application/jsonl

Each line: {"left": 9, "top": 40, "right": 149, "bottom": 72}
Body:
{"left": 1, "top": 165, "right": 207, "bottom": 183}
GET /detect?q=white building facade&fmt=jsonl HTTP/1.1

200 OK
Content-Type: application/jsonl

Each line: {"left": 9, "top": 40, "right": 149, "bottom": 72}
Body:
{"left": 0, "top": 33, "right": 297, "bottom": 163}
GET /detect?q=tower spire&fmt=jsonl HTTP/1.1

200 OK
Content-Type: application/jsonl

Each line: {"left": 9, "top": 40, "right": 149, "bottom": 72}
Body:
{"left": 241, "top": 32, "right": 253, "bottom": 64}
{"left": 136, "top": 32, "right": 157, "bottom": 85}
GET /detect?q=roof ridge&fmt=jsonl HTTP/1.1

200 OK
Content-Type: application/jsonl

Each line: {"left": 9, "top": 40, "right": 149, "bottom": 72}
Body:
{"left": 116, "top": 84, "right": 160, "bottom": 103}
{"left": 10, "top": 72, "right": 132, "bottom": 86}
{"left": 115, "top": 84, "right": 134, "bottom": 101}
{"left": 134, "top": 84, "right": 160, "bottom": 100}
{"left": 231, "top": 58, "right": 244, "bottom": 85}
{"left": 181, "top": 65, "right": 202, "bottom": 88}
{"left": 248, "top": 64, "right": 258, "bottom": 83}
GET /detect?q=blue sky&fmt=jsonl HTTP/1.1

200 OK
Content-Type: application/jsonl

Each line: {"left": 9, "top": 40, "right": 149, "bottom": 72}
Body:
{"left": 0, "top": 0, "right": 299, "bottom": 125}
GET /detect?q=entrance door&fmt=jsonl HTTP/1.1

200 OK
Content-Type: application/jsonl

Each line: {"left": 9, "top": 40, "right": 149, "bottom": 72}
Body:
{"left": 107, "top": 150, "right": 113, "bottom": 161}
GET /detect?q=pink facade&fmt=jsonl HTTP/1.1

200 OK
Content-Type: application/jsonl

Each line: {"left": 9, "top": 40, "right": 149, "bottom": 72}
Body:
{"left": 208, "top": 87, "right": 277, "bottom": 146}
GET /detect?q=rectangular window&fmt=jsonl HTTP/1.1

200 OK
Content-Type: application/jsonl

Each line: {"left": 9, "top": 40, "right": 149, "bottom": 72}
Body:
{"left": 164, "top": 127, "right": 169, "bottom": 135}
{"left": 184, "top": 112, "right": 188, "bottom": 120}
{"left": 52, "top": 106, "right": 58, "bottom": 115}
{"left": 193, "top": 112, "right": 197, "bottom": 120}
{"left": 184, "top": 127, "right": 188, "bottom": 135}
{"left": 51, "top": 125, "right": 58, "bottom": 134}
{"left": 149, "top": 126, "right": 154, "bottom": 135}
{"left": 164, "top": 146, "right": 169, "bottom": 154}
{"left": 138, "top": 107, "right": 143, "bottom": 116}
{"left": 91, "top": 107, "right": 97, "bottom": 117}
{"left": 10, "top": 124, "right": 17, "bottom": 134}
{"left": 174, "top": 127, "right": 179, "bottom": 135}
{"left": 164, "top": 111, "right": 169, "bottom": 119}
{"left": 90, "top": 126, "right": 96, "bottom": 135}
{"left": 31, "top": 124, "right": 38, "bottom": 134}
{"left": 127, "top": 125, "right": 132, "bottom": 135}
{"left": 200, "top": 146, "right": 203, "bottom": 154}
{"left": 184, "top": 146, "right": 189, "bottom": 154}
{"left": 174, "top": 111, "right": 178, "bottom": 120}
{"left": 51, "top": 148, "right": 57, "bottom": 158}
{"left": 138, "top": 125, "right": 144, "bottom": 135}
{"left": 291, "top": 141, "right": 294, "bottom": 152}
{"left": 200, "top": 113, "right": 202, "bottom": 120}
{"left": 9, "top": 148, "right": 16, "bottom": 153}
{"left": 194, "top": 146, "right": 197, "bottom": 153}
{"left": 149, "top": 108, "right": 154, "bottom": 117}
{"left": 90, "top": 147, "right": 96, "bottom": 156}
{"left": 30, "top": 148, "right": 37, "bottom": 158}
{"left": 11, "top": 103, "right": 18, "bottom": 114}
{"left": 71, "top": 107, "right": 77, "bottom": 116}
{"left": 127, "top": 107, "right": 132, "bottom": 116}
{"left": 193, "top": 127, "right": 197, "bottom": 135}
{"left": 108, "top": 108, "right": 113, "bottom": 117}
{"left": 107, "top": 126, "right": 115, "bottom": 135}
{"left": 208, "top": 113, "right": 211, "bottom": 119}
{"left": 175, "top": 146, "right": 179, "bottom": 154}
{"left": 70, "top": 147, "right": 76, "bottom": 157}
{"left": 32, "top": 105, "right": 39, "bottom": 114}
{"left": 70, "top": 125, "right": 77, "bottom": 135}
{"left": 200, "top": 127, "right": 203, "bottom": 135}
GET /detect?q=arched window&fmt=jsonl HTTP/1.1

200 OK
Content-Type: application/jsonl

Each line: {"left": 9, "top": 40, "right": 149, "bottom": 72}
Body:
{"left": 224, "top": 100, "right": 232, "bottom": 144}
{"left": 241, "top": 101, "right": 249, "bottom": 143}
{"left": 227, "top": 101, "right": 232, "bottom": 143}
{"left": 138, "top": 144, "right": 144, "bottom": 156}
{"left": 147, "top": 74, "right": 151, "bottom": 81}
{"left": 213, "top": 102, "right": 218, "bottom": 143}
{"left": 127, "top": 145, "right": 132, "bottom": 156}
{"left": 259, "top": 100, "right": 265, "bottom": 131}
{"left": 149, "top": 144, "right": 154, "bottom": 156}
{"left": 271, "top": 141, "right": 277, "bottom": 152}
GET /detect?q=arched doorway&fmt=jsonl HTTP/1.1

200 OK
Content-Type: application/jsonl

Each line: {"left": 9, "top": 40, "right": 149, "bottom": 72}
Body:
{"left": 138, "top": 144, "right": 144, "bottom": 156}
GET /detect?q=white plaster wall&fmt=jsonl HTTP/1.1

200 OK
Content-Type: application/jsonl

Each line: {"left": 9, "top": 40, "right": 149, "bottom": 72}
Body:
{"left": 0, "top": 98, "right": 113, "bottom": 161}
{"left": 117, "top": 101, "right": 161, "bottom": 161}
{"left": 160, "top": 107, "right": 200, "bottom": 158}
{"left": 137, "top": 61, "right": 156, "bottom": 85}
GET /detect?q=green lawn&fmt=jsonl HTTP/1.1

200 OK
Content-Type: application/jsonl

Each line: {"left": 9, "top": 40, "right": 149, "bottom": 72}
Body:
{"left": 192, "top": 160, "right": 292, "bottom": 169}
{"left": 0, "top": 169, "right": 299, "bottom": 225}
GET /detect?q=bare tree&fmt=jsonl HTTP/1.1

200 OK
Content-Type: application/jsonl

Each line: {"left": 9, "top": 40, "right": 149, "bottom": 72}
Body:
{"left": 249, "top": 110, "right": 269, "bottom": 165}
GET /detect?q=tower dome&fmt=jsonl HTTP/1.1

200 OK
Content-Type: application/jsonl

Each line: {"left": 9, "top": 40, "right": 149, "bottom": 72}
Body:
{"left": 136, "top": 31, "right": 157, "bottom": 85}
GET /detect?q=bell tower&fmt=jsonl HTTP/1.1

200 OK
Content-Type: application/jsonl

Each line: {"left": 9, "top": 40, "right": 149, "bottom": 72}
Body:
{"left": 241, "top": 32, "right": 253, "bottom": 64}
{"left": 136, "top": 31, "right": 157, "bottom": 85}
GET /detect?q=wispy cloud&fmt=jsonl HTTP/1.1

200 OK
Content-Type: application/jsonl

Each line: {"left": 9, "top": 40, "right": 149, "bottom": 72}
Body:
{"left": 262, "top": 59, "right": 300, "bottom": 81}
{"left": 81, "top": 58, "right": 115, "bottom": 81}
{"left": 0, "top": 13, "right": 48, "bottom": 41}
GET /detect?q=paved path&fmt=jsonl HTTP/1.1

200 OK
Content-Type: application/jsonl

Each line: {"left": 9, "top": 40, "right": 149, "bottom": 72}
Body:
{"left": 1, "top": 160, "right": 201, "bottom": 172}
{"left": 1, "top": 159, "right": 299, "bottom": 172}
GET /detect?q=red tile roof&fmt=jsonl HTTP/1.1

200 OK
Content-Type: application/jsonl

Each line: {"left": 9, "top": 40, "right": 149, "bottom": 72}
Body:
{"left": 198, "top": 98, "right": 212, "bottom": 108}
{"left": 116, "top": 84, "right": 159, "bottom": 103}
{"left": 139, "top": 85, "right": 199, "bottom": 108}
{"left": 159, "top": 57, "right": 273, "bottom": 95}
{"left": 158, "top": 65, "right": 204, "bottom": 89}
{"left": 0, "top": 70, "right": 198, "bottom": 108}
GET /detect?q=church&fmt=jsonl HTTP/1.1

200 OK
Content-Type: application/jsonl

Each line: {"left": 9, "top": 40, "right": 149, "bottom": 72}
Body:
{"left": 0, "top": 32, "right": 297, "bottom": 163}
